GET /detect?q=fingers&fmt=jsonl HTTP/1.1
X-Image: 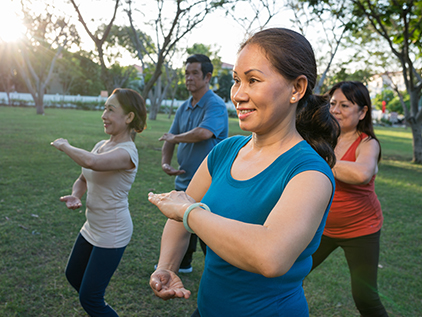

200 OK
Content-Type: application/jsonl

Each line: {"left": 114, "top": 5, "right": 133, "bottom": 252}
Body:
{"left": 162, "top": 164, "right": 185, "bottom": 176}
{"left": 50, "top": 138, "right": 67, "bottom": 151}
{"left": 175, "top": 169, "right": 186, "bottom": 175}
{"left": 148, "top": 192, "right": 166, "bottom": 206}
{"left": 149, "top": 274, "right": 191, "bottom": 300}
{"left": 60, "top": 196, "right": 82, "bottom": 209}
{"left": 158, "top": 133, "right": 169, "bottom": 142}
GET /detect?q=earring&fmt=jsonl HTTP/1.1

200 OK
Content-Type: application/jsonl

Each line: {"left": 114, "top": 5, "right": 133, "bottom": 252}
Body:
{"left": 292, "top": 97, "right": 296, "bottom": 101}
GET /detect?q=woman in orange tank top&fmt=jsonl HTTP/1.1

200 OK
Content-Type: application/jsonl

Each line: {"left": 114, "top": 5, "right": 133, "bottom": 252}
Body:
{"left": 310, "top": 81, "right": 389, "bottom": 316}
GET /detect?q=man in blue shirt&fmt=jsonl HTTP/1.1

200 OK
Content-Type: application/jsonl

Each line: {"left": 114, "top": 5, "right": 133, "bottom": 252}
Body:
{"left": 158, "top": 54, "right": 229, "bottom": 272}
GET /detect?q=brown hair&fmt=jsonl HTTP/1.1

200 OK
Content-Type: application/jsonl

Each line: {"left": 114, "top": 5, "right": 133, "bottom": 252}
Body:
{"left": 111, "top": 88, "right": 147, "bottom": 134}
{"left": 240, "top": 28, "right": 340, "bottom": 167}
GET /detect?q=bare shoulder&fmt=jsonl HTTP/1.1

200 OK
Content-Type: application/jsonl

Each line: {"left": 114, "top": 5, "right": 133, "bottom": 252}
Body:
{"left": 356, "top": 136, "right": 380, "bottom": 162}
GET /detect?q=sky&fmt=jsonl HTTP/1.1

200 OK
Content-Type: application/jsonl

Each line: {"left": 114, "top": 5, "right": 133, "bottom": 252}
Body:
{"left": 0, "top": 0, "right": 297, "bottom": 66}
{"left": 0, "top": 0, "right": 352, "bottom": 71}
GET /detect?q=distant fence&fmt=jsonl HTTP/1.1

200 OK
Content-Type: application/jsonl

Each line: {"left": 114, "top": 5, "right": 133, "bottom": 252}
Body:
{"left": 0, "top": 91, "right": 235, "bottom": 112}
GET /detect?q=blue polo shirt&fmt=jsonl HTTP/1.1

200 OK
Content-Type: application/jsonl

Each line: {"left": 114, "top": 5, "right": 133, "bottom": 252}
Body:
{"left": 169, "top": 90, "right": 228, "bottom": 190}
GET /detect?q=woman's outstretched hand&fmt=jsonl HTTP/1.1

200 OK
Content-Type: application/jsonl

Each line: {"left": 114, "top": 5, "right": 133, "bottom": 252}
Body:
{"left": 60, "top": 195, "right": 82, "bottom": 210}
{"left": 150, "top": 269, "right": 191, "bottom": 300}
{"left": 148, "top": 191, "right": 195, "bottom": 222}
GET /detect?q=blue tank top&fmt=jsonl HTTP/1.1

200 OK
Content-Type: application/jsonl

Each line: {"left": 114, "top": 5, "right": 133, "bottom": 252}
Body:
{"left": 198, "top": 135, "right": 335, "bottom": 317}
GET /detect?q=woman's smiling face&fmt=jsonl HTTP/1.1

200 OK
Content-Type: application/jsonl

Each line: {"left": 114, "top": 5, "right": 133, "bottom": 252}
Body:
{"left": 101, "top": 94, "right": 131, "bottom": 136}
{"left": 231, "top": 44, "right": 296, "bottom": 135}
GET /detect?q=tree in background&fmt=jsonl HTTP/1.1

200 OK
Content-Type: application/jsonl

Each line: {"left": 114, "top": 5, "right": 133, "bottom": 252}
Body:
{"left": 286, "top": 0, "right": 349, "bottom": 94}
{"left": 215, "top": 70, "right": 233, "bottom": 102}
{"left": 321, "top": 67, "right": 373, "bottom": 93}
{"left": 13, "top": 3, "right": 79, "bottom": 114}
{"left": 109, "top": 63, "right": 138, "bottom": 90}
{"left": 373, "top": 89, "right": 410, "bottom": 115}
{"left": 125, "top": 0, "right": 228, "bottom": 120}
{"left": 67, "top": 51, "right": 103, "bottom": 96}
{"left": 54, "top": 50, "right": 84, "bottom": 102}
{"left": 0, "top": 42, "right": 17, "bottom": 106}
{"left": 69, "top": 0, "right": 120, "bottom": 95}
{"left": 350, "top": 0, "right": 422, "bottom": 163}
{"left": 222, "top": 0, "right": 280, "bottom": 33}
{"left": 372, "top": 89, "right": 395, "bottom": 111}
{"left": 302, "top": 0, "right": 422, "bottom": 163}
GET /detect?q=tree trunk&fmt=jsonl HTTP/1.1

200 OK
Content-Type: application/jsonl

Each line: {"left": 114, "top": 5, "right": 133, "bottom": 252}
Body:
{"left": 149, "top": 105, "right": 158, "bottom": 120}
{"left": 168, "top": 98, "right": 175, "bottom": 119}
{"left": 409, "top": 119, "right": 422, "bottom": 164}
{"left": 148, "top": 76, "right": 165, "bottom": 120}
{"left": 6, "top": 90, "right": 11, "bottom": 106}
{"left": 35, "top": 94, "right": 45, "bottom": 115}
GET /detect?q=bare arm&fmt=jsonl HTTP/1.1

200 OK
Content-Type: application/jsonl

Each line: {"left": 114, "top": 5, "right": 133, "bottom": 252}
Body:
{"left": 161, "top": 141, "right": 185, "bottom": 176}
{"left": 333, "top": 138, "right": 380, "bottom": 185}
{"left": 159, "top": 127, "right": 213, "bottom": 144}
{"left": 149, "top": 158, "right": 212, "bottom": 300}
{"left": 51, "top": 139, "right": 134, "bottom": 171}
{"left": 60, "top": 173, "right": 87, "bottom": 210}
{"left": 149, "top": 164, "right": 332, "bottom": 278}
{"left": 155, "top": 158, "right": 212, "bottom": 270}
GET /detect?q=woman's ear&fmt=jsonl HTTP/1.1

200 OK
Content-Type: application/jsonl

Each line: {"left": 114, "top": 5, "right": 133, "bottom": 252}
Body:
{"left": 359, "top": 105, "right": 368, "bottom": 120}
{"left": 126, "top": 112, "right": 135, "bottom": 125}
{"left": 290, "top": 75, "right": 308, "bottom": 103}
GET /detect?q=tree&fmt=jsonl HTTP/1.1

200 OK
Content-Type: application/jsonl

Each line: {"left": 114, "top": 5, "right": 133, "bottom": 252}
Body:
{"left": 286, "top": 0, "right": 349, "bottom": 93}
{"left": 125, "top": 0, "right": 227, "bottom": 120}
{"left": 373, "top": 89, "right": 409, "bottom": 115}
{"left": 223, "top": 0, "right": 281, "bottom": 33}
{"left": 0, "top": 42, "right": 16, "bottom": 106}
{"left": 55, "top": 50, "right": 84, "bottom": 99}
{"left": 321, "top": 66, "right": 373, "bottom": 92}
{"left": 349, "top": 0, "right": 422, "bottom": 163}
{"left": 68, "top": 51, "right": 104, "bottom": 96}
{"left": 216, "top": 70, "right": 233, "bottom": 102}
{"left": 373, "top": 89, "right": 395, "bottom": 110}
{"left": 13, "top": 4, "right": 79, "bottom": 114}
{"left": 109, "top": 63, "right": 137, "bottom": 90}
{"left": 69, "top": 0, "right": 120, "bottom": 95}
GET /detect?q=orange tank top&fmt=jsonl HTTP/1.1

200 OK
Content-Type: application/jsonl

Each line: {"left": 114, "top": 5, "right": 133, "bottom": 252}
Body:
{"left": 324, "top": 133, "right": 383, "bottom": 239}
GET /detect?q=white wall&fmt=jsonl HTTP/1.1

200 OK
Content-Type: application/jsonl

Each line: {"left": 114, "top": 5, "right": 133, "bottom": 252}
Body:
{"left": 0, "top": 91, "right": 235, "bottom": 110}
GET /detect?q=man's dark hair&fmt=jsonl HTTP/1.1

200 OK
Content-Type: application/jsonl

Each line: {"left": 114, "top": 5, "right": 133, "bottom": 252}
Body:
{"left": 186, "top": 54, "right": 213, "bottom": 79}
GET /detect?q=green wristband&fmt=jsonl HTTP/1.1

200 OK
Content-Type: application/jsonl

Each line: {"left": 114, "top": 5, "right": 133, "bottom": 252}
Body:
{"left": 183, "top": 202, "right": 210, "bottom": 234}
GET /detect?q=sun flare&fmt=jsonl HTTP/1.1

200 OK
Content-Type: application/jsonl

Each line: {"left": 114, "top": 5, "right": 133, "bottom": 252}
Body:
{"left": 0, "top": 2, "right": 26, "bottom": 42}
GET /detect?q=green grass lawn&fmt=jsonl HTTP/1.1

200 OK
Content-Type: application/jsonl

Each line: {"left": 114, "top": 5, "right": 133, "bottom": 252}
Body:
{"left": 0, "top": 107, "right": 421, "bottom": 316}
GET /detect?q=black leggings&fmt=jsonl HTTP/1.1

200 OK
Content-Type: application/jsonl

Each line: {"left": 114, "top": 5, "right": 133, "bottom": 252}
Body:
{"left": 311, "top": 231, "right": 388, "bottom": 317}
{"left": 65, "top": 233, "right": 126, "bottom": 316}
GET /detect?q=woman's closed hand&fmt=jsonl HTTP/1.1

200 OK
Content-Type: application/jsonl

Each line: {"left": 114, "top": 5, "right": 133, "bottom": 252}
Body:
{"left": 148, "top": 191, "right": 195, "bottom": 222}
{"left": 50, "top": 138, "right": 69, "bottom": 151}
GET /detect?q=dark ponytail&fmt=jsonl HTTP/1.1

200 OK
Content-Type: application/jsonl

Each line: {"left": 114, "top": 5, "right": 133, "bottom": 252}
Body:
{"left": 296, "top": 94, "right": 340, "bottom": 167}
{"left": 240, "top": 28, "right": 339, "bottom": 167}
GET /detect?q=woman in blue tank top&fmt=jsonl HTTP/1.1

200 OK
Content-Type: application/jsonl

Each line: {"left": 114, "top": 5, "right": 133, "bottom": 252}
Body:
{"left": 148, "top": 28, "right": 340, "bottom": 317}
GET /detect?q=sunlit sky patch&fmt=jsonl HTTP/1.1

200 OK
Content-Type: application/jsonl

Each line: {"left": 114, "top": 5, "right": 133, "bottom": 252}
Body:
{"left": 0, "top": 1, "right": 26, "bottom": 42}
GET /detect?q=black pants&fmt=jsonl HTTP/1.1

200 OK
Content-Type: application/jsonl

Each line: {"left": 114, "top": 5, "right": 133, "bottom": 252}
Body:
{"left": 65, "top": 233, "right": 126, "bottom": 316}
{"left": 311, "top": 231, "right": 388, "bottom": 317}
{"left": 180, "top": 234, "right": 207, "bottom": 268}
